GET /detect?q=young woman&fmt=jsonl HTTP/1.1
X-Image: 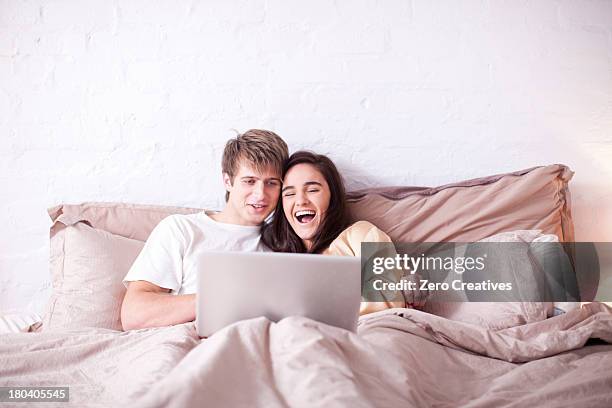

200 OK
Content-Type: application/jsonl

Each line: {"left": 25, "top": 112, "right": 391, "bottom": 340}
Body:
{"left": 261, "top": 151, "right": 425, "bottom": 315}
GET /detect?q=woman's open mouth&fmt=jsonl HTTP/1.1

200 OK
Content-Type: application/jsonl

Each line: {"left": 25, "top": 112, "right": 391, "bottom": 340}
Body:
{"left": 295, "top": 210, "right": 316, "bottom": 224}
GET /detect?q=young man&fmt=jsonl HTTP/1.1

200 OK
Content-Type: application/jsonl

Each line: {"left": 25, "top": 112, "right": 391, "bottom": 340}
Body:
{"left": 121, "top": 129, "right": 288, "bottom": 330}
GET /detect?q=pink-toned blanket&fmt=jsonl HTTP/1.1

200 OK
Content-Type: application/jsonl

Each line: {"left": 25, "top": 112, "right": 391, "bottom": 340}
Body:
{"left": 1, "top": 303, "right": 611, "bottom": 407}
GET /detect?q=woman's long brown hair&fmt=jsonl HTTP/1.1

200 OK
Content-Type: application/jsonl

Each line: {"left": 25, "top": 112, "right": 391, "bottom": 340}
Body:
{"left": 261, "top": 151, "right": 352, "bottom": 254}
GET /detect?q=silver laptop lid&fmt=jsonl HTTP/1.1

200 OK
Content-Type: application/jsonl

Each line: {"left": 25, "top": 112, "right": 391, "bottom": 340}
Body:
{"left": 196, "top": 251, "right": 361, "bottom": 337}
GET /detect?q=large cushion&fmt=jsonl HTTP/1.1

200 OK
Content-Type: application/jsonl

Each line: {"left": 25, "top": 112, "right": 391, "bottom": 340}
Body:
{"left": 43, "top": 222, "right": 144, "bottom": 331}
{"left": 42, "top": 203, "right": 202, "bottom": 331}
{"left": 347, "top": 164, "right": 574, "bottom": 243}
{"left": 347, "top": 164, "right": 575, "bottom": 329}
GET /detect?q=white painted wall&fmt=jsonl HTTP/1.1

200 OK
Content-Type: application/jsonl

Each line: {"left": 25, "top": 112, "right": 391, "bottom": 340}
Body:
{"left": 1, "top": 0, "right": 611, "bottom": 314}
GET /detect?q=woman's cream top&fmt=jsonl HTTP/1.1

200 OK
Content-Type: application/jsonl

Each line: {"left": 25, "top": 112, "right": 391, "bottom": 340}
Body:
{"left": 323, "top": 221, "right": 411, "bottom": 315}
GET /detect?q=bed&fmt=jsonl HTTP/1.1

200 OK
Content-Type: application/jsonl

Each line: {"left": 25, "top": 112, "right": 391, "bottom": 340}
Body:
{"left": 1, "top": 164, "right": 611, "bottom": 407}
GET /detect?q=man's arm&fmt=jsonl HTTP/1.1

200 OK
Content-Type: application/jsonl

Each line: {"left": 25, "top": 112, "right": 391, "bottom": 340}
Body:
{"left": 121, "top": 280, "right": 196, "bottom": 331}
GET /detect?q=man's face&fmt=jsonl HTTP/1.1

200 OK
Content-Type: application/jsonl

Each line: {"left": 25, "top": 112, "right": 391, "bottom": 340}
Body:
{"left": 223, "top": 161, "right": 282, "bottom": 226}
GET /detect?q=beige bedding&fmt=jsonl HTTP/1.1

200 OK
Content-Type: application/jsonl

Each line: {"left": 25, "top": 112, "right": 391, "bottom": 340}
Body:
{"left": 1, "top": 303, "right": 611, "bottom": 408}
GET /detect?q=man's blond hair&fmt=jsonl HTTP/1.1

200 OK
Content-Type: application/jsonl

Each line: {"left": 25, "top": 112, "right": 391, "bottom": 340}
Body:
{"left": 222, "top": 129, "right": 289, "bottom": 201}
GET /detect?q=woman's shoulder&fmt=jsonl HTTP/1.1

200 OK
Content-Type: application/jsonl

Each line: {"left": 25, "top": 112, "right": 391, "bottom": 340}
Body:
{"left": 343, "top": 220, "right": 390, "bottom": 239}
{"left": 325, "top": 221, "right": 391, "bottom": 256}
{"left": 336, "top": 221, "right": 392, "bottom": 246}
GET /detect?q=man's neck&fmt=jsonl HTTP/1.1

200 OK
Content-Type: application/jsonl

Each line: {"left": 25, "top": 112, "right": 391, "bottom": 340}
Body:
{"left": 207, "top": 206, "right": 253, "bottom": 226}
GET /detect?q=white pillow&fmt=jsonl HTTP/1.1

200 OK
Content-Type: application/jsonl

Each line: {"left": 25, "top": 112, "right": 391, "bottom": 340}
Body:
{"left": 423, "top": 230, "right": 554, "bottom": 329}
{"left": 0, "top": 311, "right": 42, "bottom": 333}
{"left": 531, "top": 233, "right": 581, "bottom": 314}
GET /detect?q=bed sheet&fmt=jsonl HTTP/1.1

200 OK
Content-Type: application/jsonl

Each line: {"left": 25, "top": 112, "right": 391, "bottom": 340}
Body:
{"left": 1, "top": 303, "right": 611, "bottom": 408}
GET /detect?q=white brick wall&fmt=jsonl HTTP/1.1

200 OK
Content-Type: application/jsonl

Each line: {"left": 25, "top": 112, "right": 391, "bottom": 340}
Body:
{"left": 1, "top": 0, "right": 611, "bottom": 314}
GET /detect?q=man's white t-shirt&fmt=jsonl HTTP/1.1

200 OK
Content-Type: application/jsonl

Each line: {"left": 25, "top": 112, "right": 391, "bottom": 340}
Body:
{"left": 123, "top": 211, "right": 267, "bottom": 295}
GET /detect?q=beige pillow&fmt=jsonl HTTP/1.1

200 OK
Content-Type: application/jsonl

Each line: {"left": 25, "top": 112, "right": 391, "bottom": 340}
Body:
{"left": 347, "top": 165, "right": 575, "bottom": 328}
{"left": 43, "top": 222, "right": 144, "bottom": 331}
{"left": 43, "top": 202, "right": 203, "bottom": 331}
{"left": 48, "top": 202, "right": 202, "bottom": 241}
{"left": 347, "top": 164, "right": 574, "bottom": 243}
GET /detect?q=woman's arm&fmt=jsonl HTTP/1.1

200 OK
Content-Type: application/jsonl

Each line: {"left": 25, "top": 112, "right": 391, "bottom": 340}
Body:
{"left": 327, "top": 221, "right": 428, "bottom": 314}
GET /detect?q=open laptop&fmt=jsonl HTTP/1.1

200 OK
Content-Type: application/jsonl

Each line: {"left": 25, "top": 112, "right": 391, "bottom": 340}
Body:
{"left": 195, "top": 251, "right": 361, "bottom": 338}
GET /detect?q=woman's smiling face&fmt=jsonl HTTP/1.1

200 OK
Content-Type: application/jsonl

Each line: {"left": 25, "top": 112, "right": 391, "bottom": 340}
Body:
{"left": 281, "top": 163, "right": 331, "bottom": 250}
